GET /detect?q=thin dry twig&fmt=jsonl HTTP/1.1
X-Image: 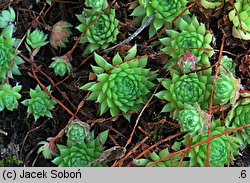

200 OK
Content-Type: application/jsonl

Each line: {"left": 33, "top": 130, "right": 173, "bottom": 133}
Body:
{"left": 104, "top": 11, "right": 157, "bottom": 53}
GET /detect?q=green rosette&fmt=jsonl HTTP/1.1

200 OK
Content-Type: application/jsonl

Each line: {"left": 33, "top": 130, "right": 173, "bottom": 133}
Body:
{"left": 21, "top": 85, "right": 57, "bottom": 121}
{"left": 184, "top": 120, "right": 240, "bottom": 167}
{"left": 225, "top": 97, "right": 250, "bottom": 145}
{"left": 76, "top": 8, "right": 119, "bottom": 55}
{"left": 0, "top": 83, "right": 22, "bottom": 111}
{"left": 228, "top": 0, "right": 250, "bottom": 40}
{"left": 173, "top": 104, "right": 209, "bottom": 136}
{"left": 0, "top": 35, "right": 24, "bottom": 82}
{"left": 213, "top": 74, "right": 241, "bottom": 105}
{"left": 80, "top": 45, "right": 157, "bottom": 120}
{"left": 52, "top": 130, "right": 109, "bottom": 167}
{"left": 155, "top": 73, "right": 212, "bottom": 112}
{"left": 160, "top": 15, "right": 214, "bottom": 75}
{"left": 131, "top": 0, "right": 189, "bottom": 38}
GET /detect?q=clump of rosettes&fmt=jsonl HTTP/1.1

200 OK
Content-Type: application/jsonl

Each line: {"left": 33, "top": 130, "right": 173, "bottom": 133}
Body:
{"left": 131, "top": 0, "right": 189, "bottom": 38}
{"left": 80, "top": 45, "right": 157, "bottom": 120}
{"left": 160, "top": 15, "right": 214, "bottom": 75}
{"left": 183, "top": 120, "right": 240, "bottom": 167}
{"left": 52, "top": 129, "right": 109, "bottom": 167}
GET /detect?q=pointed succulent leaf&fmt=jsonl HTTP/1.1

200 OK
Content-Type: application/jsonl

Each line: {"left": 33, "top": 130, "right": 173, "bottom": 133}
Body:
{"left": 94, "top": 53, "right": 112, "bottom": 70}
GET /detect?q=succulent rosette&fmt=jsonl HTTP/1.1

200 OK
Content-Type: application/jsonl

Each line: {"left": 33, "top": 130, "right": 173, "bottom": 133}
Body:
{"left": 38, "top": 138, "right": 54, "bottom": 159}
{"left": 50, "top": 21, "right": 72, "bottom": 49}
{"left": 0, "top": 83, "right": 22, "bottom": 111}
{"left": 213, "top": 74, "right": 241, "bottom": 105}
{"left": 26, "top": 29, "right": 49, "bottom": 49}
{"left": 228, "top": 0, "right": 250, "bottom": 40}
{"left": 155, "top": 73, "right": 211, "bottom": 112}
{"left": 173, "top": 104, "right": 209, "bottom": 136}
{"left": 0, "top": 35, "right": 24, "bottom": 81}
{"left": 219, "top": 55, "right": 236, "bottom": 76}
{"left": 131, "top": 0, "right": 189, "bottom": 38}
{"left": 188, "top": 0, "right": 230, "bottom": 9}
{"left": 66, "top": 120, "right": 90, "bottom": 144}
{"left": 184, "top": 120, "right": 240, "bottom": 167}
{"left": 85, "top": 0, "right": 108, "bottom": 11}
{"left": 49, "top": 55, "right": 72, "bottom": 77}
{"left": 76, "top": 8, "right": 119, "bottom": 55}
{"left": 160, "top": 15, "right": 214, "bottom": 74}
{"left": 52, "top": 130, "right": 109, "bottom": 167}
{"left": 225, "top": 98, "right": 250, "bottom": 145}
{"left": 21, "top": 85, "right": 57, "bottom": 121}
{"left": 177, "top": 52, "right": 198, "bottom": 73}
{"left": 80, "top": 45, "right": 157, "bottom": 120}
{"left": 134, "top": 148, "right": 189, "bottom": 167}
{"left": 0, "top": 7, "right": 15, "bottom": 29}
{"left": 200, "top": 0, "right": 223, "bottom": 9}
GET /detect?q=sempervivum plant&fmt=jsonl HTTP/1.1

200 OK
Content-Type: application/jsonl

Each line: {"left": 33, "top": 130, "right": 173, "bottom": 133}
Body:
{"left": 0, "top": 83, "right": 22, "bottom": 111}
{"left": 76, "top": 8, "right": 119, "bottom": 55}
{"left": 0, "top": 7, "right": 15, "bottom": 29}
{"left": 80, "top": 45, "right": 157, "bottom": 120}
{"left": 0, "top": 35, "right": 24, "bottom": 82}
{"left": 52, "top": 130, "right": 109, "bottom": 167}
{"left": 183, "top": 120, "right": 240, "bottom": 167}
{"left": 163, "top": 52, "right": 198, "bottom": 75}
{"left": 49, "top": 21, "right": 72, "bottom": 49}
{"left": 21, "top": 85, "right": 57, "bottom": 121}
{"left": 49, "top": 55, "right": 72, "bottom": 77}
{"left": 177, "top": 52, "right": 198, "bottom": 72}
{"left": 228, "top": 0, "right": 250, "bottom": 40}
{"left": 134, "top": 148, "right": 189, "bottom": 167}
{"left": 172, "top": 104, "right": 210, "bottom": 136}
{"left": 66, "top": 120, "right": 90, "bottom": 144}
{"left": 225, "top": 97, "right": 250, "bottom": 145}
{"left": 219, "top": 55, "right": 236, "bottom": 76}
{"left": 200, "top": 0, "right": 223, "bottom": 9}
{"left": 25, "top": 29, "right": 48, "bottom": 55}
{"left": 213, "top": 74, "right": 241, "bottom": 105}
{"left": 37, "top": 138, "right": 54, "bottom": 159}
{"left": 160, "top": 15, "right": 214, "bottom": 74}
{"left": 131, "top": 0, "right": 189, "bottom": 38}
{"left": 155, "top": 73, "right": 211, "bottom": 112}
{"left": 85, "top": 0, "right": 108, "bottom": 11}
